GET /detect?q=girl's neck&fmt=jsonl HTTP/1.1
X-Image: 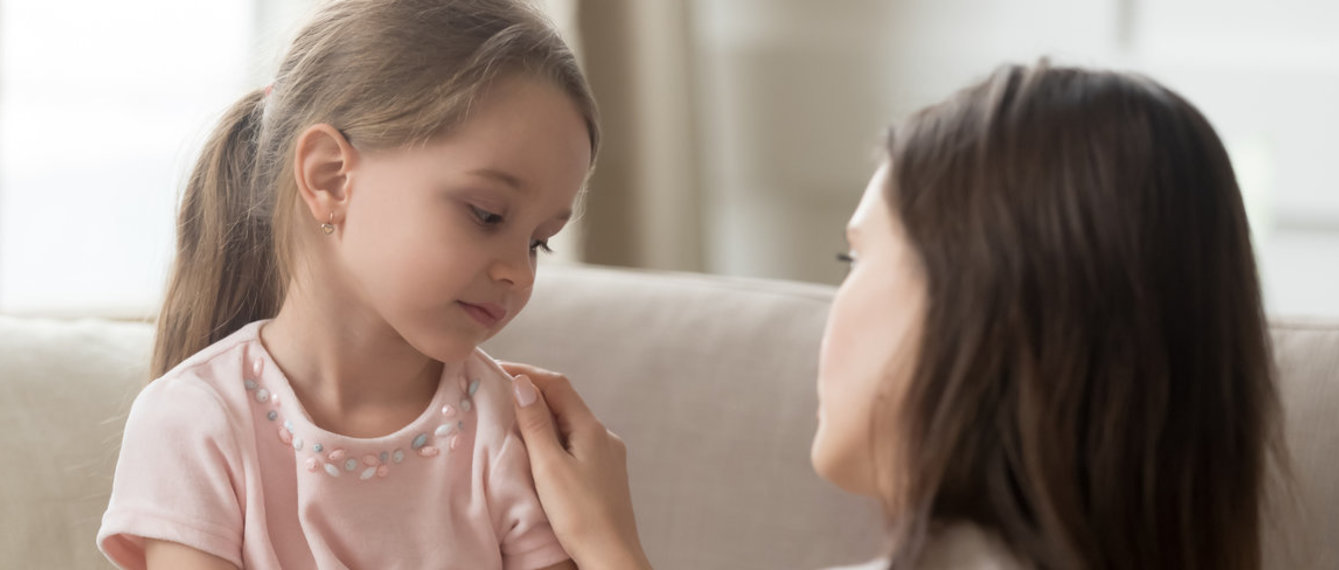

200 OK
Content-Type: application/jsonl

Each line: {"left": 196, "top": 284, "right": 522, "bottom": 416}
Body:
{"left": 259, "top": 281, "right": 443, "bottom": 438}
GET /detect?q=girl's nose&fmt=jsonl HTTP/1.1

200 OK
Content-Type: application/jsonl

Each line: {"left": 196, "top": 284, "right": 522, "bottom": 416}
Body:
{"left": 489, "top": 244, "right": 536, "bottom": 290}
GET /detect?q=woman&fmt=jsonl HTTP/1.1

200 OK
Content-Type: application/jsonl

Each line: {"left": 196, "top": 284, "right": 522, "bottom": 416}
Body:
{"left": 504, "top": 62, "right": 1281, "bottom": 570}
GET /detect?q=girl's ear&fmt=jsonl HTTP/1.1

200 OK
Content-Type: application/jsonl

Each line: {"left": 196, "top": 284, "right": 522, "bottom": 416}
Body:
{"left": 293, "top": 123, "right": 358, "bottom": 226}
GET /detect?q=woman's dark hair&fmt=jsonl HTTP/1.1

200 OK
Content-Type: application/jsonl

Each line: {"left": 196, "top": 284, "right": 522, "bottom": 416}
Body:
{"left": 878, "top": 62, "right": 1280, "bottom": 570}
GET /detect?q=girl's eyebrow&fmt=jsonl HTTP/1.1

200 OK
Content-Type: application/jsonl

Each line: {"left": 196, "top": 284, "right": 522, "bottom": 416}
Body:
{"left": 468, "top": 168, "right": 526, "bottom": 193}
{"left": 466, "top": 167, "right": 571, "bottom": 221}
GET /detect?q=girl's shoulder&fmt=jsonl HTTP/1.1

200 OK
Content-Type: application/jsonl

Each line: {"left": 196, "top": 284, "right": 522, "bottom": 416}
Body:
{"left": 459, "top": 347, "right": 523, "bottom": 443}
{"left": 154, "top": 320, "right": 266, "bottom": 388}
{"left": 129, "top": 321, "right": 266, "bottom": 439}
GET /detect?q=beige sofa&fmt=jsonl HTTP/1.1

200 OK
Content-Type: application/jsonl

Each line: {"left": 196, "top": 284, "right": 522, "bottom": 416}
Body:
{"left": 1, "top": 264, "right": 1335, "bottom": 569}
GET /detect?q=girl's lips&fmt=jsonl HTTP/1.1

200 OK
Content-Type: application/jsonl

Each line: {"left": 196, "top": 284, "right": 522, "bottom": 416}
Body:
{"left": 457, "top": 301, "right": 506, "bottom": 326}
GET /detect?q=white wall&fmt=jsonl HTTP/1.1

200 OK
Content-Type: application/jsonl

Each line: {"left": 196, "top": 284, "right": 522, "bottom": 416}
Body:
{"left": 0, "top": 0, "right": 302, "bottom": 317}
{"left": 690, "top": 0, "right": 1339, "bottom": 317}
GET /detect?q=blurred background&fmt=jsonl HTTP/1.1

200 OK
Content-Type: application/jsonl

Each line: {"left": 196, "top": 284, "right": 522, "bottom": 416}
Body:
{"left": 1, "top": 0, "right": 1336, "bottom": 318}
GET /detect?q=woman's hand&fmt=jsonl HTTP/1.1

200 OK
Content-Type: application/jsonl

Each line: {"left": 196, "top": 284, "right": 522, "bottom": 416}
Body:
{"left": 501, "top": 362, "right": 653, "bottom": 570}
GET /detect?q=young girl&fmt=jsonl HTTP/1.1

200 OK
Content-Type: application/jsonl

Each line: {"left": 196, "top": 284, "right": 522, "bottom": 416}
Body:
{"left": 97, "top": 1, "right": 597, "bottom": 568}
{"left": 502, "top": 62, "right": 1281, "bottom": 570}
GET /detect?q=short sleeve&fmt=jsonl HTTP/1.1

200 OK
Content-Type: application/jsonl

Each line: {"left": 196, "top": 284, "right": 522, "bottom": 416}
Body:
{"left": 487, "top": 429, "right": 571, "bottom": 570}
{"left": 97, "top": 376, "right": 245, "bottom": 570}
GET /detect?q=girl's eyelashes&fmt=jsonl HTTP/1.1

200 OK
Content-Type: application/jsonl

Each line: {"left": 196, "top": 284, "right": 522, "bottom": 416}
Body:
{"left": 530, "top": 239, "right": 554, "bottom": 255}
{"left": 469, "top": 204, "right": 504, "bottom": 226}
{"left": 836, "top": 252, "right": 856, "bottom": 265}
{"left": 467, "top": 202, "right": 556, "bottom": 255}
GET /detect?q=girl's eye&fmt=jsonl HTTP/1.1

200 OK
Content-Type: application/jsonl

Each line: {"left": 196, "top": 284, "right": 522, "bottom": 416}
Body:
{"left": 836, "top": 252, "right": 856, "bottom": 265}
{"left": 470, "top": 205, "right": 504, "bottom": 225}
{"left": 530, "top": 239, "right": 554, "bottom": 255}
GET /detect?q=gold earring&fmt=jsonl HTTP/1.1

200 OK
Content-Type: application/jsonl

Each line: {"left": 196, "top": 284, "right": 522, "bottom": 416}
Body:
{"left": 321, "top": 212, "right": 335, "bottom": 235}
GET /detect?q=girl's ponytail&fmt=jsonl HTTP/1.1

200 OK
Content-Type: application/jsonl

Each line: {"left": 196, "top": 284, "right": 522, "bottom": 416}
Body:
{"left": 151, "top": 89, "right": 282, "bottom": 378}
{"left": 150, "top": 0, "right": 600, "bottom": 378}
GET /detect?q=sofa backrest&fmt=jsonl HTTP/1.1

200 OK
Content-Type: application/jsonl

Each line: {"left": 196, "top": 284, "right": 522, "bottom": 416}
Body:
{"left": 486, "top": 266, "right": 888, "bottom": 569}
{"left": 0, "top": 317, "right": 151, "bottom": 569}
{"left": 1, "top": 264, "right": 1335, "bottom": 569}
{"left": 486, "top": 265, "right": 1339, "bottom": 569}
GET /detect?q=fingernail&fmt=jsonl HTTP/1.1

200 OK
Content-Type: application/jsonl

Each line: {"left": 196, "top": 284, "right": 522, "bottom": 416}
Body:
{"left": 514, "top": 375, "right": 537, "bottom": 407}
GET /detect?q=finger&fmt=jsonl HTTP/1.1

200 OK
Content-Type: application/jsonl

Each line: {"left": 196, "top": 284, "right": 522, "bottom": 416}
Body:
{"left": 498, "top": 363, "right": 554, "bottom": 380}
{"left": 511, "top": 374, "right": 566, "bottom": 464}
{"left": 498, "top": 362, "right": 600, "bottom": 432}
{"left": 527, "top": 372, "right": 600, "bottom": 436}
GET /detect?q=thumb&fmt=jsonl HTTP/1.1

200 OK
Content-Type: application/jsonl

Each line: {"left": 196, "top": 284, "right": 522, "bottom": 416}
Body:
{"left": 512, "top": 374, "right": 564, "bottom": 461}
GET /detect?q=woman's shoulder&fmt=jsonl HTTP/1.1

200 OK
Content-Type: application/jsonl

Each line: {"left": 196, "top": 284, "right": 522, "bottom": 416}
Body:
{"left": 825, "top": 558, "right": 891, "bottom": 570}
{"left": 919, "top": 524, "right": 1027, "bottom": 570}
{"left": 825, "top": 524, "right": 1026, "bottom": 570}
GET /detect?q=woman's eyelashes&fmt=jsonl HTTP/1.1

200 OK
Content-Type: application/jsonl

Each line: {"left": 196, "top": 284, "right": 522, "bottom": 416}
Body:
{"left": 836, "top": 252, "right": 856, "bottom": 265}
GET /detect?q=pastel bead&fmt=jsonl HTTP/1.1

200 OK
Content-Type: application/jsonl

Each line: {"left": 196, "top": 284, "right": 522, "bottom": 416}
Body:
{"left": 449, "top": 435, "right": 460, "bottom": 451}
{"left": 441, "top": 404, "right": 456, "bottom": 417}
{"left": 255, "top": 389, "right": 270, "bottom": 403}
{"left": 313, "top": 443, "right": 323, "bottom": 453}
{"left": 360, "top": 467, "right": 377, "bottom": 480}
{"left": 467, "top": 379, "right": 481, "bottom": 396}
{"left": 362, "top": 455, "right": 379, "bottom": 466}
{"left": 411, "top": 433, "right": 428, "bottom": 450}
{"left": 267, "top": 410, "right": 277, "bottom": 421}
{"left": 251, "top": 358, "right": 264, "bottom": 378}
{"left": 460, "top": 399, "right": 472, "bottom": 413}
{"left": 392, "top": 449, "right": 405, "bottom": 463}
{"left": 328, "top": 449, "right": 347, "bottom": 462}
{"left": 269, "top": 395, "right": 280, "bottom": 407}
{"left": 418, "top": 446, "right": 439, "bottom": 457}
{"left": 379, "top": 451, "right": 389, "bottom": 463}
{"left": 305, "top": 457, "right": 320, "bottom": 472}
{"left": 244, "top": 379, "right": 258, "bottom": 391}
{"left": 292, "top": 437, "right": 304, "bottom": 451}
{"left": 283, "top": 420, "right": 294, "bottom": 431}
{"left": 278, "top": 428, "right": 292, "bottom": 445}
{"left": 435, "top": 424, "right": 455, "bottom": 438}
{"left": 344, "top": 458, "right": 357, "bottom": 472}
{"left": 324, "top": 463, "right": 341, "bottom": 477}
{"left": 376, "top": 465, "right": 390, "bottom": 478}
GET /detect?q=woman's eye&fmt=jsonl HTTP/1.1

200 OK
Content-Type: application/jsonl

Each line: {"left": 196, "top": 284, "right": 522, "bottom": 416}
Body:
{"left": 530, "top": 239, "right": 554, "bottom": 255}
{"left": 470, "top": 205, "right": 504, "bottom": 225}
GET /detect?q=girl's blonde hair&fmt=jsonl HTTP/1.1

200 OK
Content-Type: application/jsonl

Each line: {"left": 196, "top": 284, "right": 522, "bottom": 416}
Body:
{"left": 152, "top": 0, "right": 600, "bottom": 378}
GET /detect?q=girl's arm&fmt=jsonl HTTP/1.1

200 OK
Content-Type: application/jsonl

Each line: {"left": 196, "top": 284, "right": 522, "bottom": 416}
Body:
{"left": 145, "top": 539, "right": 239, "bottom": 570}
{"left": 503, "top": 363, "right": 654, "bottom": 570}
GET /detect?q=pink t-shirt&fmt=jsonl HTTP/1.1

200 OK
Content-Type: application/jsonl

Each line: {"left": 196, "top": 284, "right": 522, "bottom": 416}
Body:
{"left": 98, "top": 321, "right": 568, "bottom": 570}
